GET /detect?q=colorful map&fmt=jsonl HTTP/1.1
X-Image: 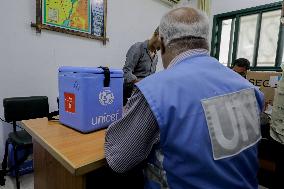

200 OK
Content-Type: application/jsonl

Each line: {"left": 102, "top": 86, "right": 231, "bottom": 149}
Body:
{"left": 44, "top": 0, "right": 90, "bottom": 32}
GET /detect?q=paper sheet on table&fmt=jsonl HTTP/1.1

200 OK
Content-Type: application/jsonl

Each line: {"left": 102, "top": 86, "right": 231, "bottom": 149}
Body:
{"left": 264, "top": 104, "right": 273, "bottom": 115}
{"left": 269, "top": 76, "right": 279, "bottom": 88}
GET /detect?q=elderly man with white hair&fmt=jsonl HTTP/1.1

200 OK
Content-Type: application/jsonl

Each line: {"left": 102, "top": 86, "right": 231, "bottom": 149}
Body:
{"left": 105, "top": 7, "right": 264, "bottom": 189}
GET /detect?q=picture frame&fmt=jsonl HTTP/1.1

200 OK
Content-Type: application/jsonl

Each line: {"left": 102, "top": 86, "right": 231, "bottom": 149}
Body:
{"left": 31, "top": 0, "right": 108, "bottom": 44}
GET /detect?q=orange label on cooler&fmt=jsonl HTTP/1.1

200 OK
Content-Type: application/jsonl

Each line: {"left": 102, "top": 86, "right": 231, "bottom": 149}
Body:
{"left": 64, "top": 93, "right": 76, "bottom": 113}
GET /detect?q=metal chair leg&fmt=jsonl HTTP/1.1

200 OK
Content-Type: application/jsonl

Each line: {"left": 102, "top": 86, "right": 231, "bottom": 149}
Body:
{"left": 1, "top": 139, "right": 10, "bottom": 170}
{"left": 13, "top": 145, "right": 20, "bottom": 189}
{"left": 0, "top": 139, "right": 11, "bottom": 186}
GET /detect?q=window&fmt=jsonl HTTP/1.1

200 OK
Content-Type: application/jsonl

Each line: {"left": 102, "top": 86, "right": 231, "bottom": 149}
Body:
{"left": 211, "top": 2, "right": 284, "bottom": 71}
{"left": 282, "top": 32, "right": 284, "bottom": 66}
{"left": 219, "top": 19, "right": 234, "bottom": 66}
{"left": 278, "top": 21, "right": 284, "bottom": 67}
{"left": 257, "top": 10, "right": 281, "bottom": 66}
{"left": 237, "top": 14, "right": 258, "bottom": 64}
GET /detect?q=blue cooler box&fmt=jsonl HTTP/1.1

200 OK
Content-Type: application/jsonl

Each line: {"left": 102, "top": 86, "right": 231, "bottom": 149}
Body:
{"left": 58, "top": 66, "right": 123, "bottom": 133}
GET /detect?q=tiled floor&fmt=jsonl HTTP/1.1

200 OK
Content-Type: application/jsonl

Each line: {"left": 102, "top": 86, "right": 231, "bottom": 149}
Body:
{"left": 0, "top": 174, "right": 270, "bottom": 189}
{"left": 0, "top": 174, "right": 33, "bottom": 189}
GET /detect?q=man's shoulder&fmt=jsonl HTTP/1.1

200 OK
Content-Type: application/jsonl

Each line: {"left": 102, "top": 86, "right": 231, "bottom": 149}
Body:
{"left": 138, "top": 70, "right": 171, "bottom": 89}
{"left": 129, "top": 41, "right": 146, "bottom": 50}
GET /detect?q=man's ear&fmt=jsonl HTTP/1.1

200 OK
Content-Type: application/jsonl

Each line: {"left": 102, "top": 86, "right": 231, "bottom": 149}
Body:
{"left": 160, "top": 37, "right": 166, "bottom": 55}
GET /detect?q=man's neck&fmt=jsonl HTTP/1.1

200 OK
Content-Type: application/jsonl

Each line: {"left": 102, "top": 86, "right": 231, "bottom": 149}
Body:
{"left": 166, "top": 48, "right": 209, "bottom": 69}
{"left": 164, "top": 48, "right": 192, "bottom": 68}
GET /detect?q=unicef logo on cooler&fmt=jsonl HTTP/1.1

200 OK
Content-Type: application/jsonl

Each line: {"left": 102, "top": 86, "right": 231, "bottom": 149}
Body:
{"left": 99, "top": 89, "right": 115, "bottom": 106}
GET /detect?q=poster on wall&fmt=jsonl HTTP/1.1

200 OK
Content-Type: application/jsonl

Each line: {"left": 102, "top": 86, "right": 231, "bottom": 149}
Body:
{"left": 31, "top": 0, "right": 108, "bottom": 44}
{"left": 91, "top": 0, "right": 105, "bottom": 36}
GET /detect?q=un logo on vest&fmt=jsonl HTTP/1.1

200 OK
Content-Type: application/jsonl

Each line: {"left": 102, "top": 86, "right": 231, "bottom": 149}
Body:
{"left": 202, "top": 88, "right": 261, "bottom": 160}
{"left": 99, "top": 89, "right": 114, "bottom": 106}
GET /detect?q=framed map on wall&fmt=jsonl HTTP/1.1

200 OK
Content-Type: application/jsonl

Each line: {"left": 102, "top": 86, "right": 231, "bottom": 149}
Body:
{"left": 31, "top": 0, "right": 108, "bottom": 44}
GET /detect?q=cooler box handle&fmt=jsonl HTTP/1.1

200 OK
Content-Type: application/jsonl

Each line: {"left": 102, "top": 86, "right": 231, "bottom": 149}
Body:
{"left": 99, "top": 66, "right": 110, "bottom": 87}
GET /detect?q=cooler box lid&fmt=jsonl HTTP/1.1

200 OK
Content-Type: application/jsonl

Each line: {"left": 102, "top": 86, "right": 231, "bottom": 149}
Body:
{"left": 59, "top": 66, "right": 123, "bottom": 77}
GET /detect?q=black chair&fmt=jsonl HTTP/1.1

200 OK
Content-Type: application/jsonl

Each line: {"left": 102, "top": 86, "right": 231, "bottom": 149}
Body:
{"left": 0, "top": 96, "right": 49, "bottom": 189}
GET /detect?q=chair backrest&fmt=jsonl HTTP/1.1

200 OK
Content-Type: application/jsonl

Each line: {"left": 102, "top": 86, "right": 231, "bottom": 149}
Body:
{"left": 3, "top": 96, "right": 49, "bottom": 122}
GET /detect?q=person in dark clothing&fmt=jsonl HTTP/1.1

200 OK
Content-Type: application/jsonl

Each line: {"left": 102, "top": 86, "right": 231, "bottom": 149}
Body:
{"left": 123, "top": 28, "right": 160, "bottom": 105}
{"left": 232, "top": 58, "right": 250, "bottom": 78}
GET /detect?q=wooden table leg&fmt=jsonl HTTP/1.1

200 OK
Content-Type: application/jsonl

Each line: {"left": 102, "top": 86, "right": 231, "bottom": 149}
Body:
{"left": 33, "top": 140, "right": 85, "bottom": 189}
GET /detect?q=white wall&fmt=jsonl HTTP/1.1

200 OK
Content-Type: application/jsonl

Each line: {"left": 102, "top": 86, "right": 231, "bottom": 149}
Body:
{"left": 0, "top": 0, "right": 171, "bottom": 158}
{"left": 175, "top": 0, "right": 197, "bottom": 8}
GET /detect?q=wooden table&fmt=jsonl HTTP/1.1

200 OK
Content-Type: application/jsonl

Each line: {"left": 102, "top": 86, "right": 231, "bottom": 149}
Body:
{"left": 20, "top": 118, "right": 106, "bottom": 189}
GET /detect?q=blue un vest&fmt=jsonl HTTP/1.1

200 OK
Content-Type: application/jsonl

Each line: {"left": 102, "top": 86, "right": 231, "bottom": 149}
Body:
{"left": 137, "top": 55, "right": 264, "bottom": 189}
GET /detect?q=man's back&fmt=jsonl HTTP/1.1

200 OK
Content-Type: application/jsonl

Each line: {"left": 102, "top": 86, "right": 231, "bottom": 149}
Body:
{"left": 137, "top": 55, "right": 264, "bottom": 189}
{"left": 106, "top": 6, "right": 265, "bottom": 189}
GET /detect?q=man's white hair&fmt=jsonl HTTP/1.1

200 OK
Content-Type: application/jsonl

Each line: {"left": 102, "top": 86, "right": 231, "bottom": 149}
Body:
{"left": 159, "top": 8, "right": 209, "bottom": 45}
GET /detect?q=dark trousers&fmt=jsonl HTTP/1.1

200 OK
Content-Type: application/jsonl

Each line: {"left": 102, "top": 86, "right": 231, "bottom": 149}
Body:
{"left": 272, "top": 140, "right": 284, "bottom": 189}
{"left": 123, "top": 83, "right": 134, "bottom": 106}
{"left": 86, "top": 166, "right": 144, "bottom": 189}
